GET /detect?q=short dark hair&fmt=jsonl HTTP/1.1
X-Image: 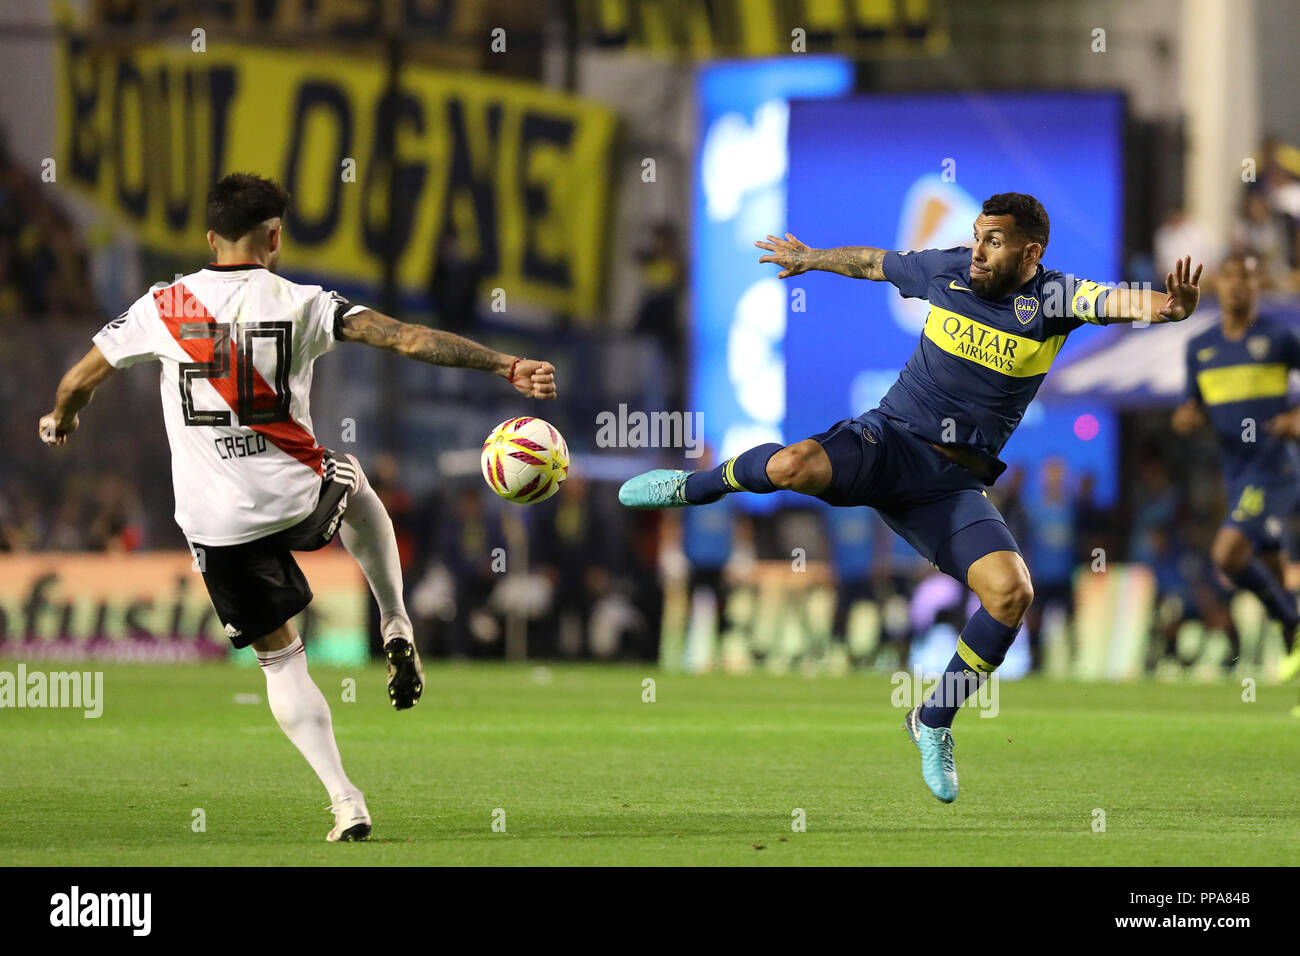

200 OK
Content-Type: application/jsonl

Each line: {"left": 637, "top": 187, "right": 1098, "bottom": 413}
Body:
{"left": 981, "top": 192, "right": 1050, "bottom": 249}
{"left": 206, "top": 173, "right": 290, "bottom": 241}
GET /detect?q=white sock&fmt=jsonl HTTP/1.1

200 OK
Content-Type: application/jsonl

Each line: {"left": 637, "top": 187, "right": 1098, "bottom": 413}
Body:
{"left": 256, "top": 637, "right": 356, "bottom": 803}
{"left": 339, "top": 465, "right": 411, "bottom": 643}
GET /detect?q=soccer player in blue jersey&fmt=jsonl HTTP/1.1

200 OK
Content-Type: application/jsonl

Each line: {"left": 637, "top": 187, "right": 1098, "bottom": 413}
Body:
{"left": 619, "top": 193, "right": 1204, "bottom": 803}
{"left": 1171, "top": 252, "right": 1300, "bottom": 685}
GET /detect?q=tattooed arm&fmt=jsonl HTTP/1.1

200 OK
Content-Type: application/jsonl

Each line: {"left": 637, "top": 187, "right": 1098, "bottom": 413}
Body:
{"left": 755, "top": 233, "right": 888, "bottom": 280}
{"left": 337, "top": 308, "right": 557, "bottom": 399}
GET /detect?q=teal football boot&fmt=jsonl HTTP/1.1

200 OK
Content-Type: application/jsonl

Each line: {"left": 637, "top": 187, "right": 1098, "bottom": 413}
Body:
{"left": 618, "top": 469, "right": 694, "bottom": 509}
{"left": 904, "top": 706, "right": 959, "bottom": 803}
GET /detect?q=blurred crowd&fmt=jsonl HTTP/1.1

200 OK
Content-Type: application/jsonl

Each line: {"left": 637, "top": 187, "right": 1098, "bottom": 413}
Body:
{"left": 0, "top": 473, "right": 145, "bottom": 553}
{"left": 1151, "top": 139, "right": 1300, "bottom": 291}
{"left": 0, "top": 137, "right": 104, "bottom": 323}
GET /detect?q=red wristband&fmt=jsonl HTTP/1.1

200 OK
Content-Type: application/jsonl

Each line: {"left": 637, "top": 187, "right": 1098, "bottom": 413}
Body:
{"left": 508, "top": 357, "right": 521, "bottom": 382}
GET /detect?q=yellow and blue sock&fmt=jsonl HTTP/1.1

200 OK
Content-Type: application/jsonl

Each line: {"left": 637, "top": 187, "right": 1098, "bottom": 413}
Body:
{"left": 683, "top": 443, "right": 783, "bottom": 504}
{"left": 919, "top": 607, "right": 1018, "bottom": 729}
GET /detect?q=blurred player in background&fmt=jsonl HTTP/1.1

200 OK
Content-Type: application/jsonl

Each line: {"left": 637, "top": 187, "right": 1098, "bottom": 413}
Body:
{"left": 38, "top": 173, "right": 556, "bottom": 841}
{"left": 621, "top": 193, "right": 1203, "bottom": 803}
{"left": 1022, "top": 457, "right": 1077, "bottom": 672}
{"left": 1171, "top": 251, "right": 1300, "bottom": 683}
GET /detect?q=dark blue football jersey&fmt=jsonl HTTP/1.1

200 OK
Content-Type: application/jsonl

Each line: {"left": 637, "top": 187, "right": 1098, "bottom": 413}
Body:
{"left": 1185, "top": 316, "right": 1300, "bottom": 484}
{"left": 876, "top": 246, "right": 1110, "bottom": 481}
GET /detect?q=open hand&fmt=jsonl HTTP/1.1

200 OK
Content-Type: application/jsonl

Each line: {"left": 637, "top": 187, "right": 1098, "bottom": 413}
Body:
{"left": 755, "top": 233, "right": 815, "bottom": 279}
{"left": 1157, "top": 255, "right": 1204, "bottom": 322}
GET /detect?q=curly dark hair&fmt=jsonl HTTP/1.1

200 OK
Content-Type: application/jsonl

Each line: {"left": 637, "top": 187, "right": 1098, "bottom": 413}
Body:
{"left": 206, "top": 173, "right": 290, "bottom": 241}
{"left": 981, "top": 192, "right": 1050, "bottom": 249}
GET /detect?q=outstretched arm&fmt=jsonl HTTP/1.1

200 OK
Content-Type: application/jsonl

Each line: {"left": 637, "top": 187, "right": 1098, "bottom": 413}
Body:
{"left": 1105, "top": 255, "right": 1204, "bottom": 324}
{"left": 40, "top": 346, "right": 117, "bottom": 446}
{"left": 755, "top": 233, "right": 888, "bottom": 280}
{"left": 337, "top": 308, "right": 556, "bottom": 399}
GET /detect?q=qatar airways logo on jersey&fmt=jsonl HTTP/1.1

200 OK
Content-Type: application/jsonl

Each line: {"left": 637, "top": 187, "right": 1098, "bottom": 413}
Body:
{"left": 932, "top": 314, "right": 1020, "bottom": 373}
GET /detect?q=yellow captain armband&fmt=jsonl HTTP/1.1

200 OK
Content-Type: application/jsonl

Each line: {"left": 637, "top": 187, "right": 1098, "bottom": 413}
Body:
{"left": 1071, "top": 280, "right": 1111, "bottom": 325}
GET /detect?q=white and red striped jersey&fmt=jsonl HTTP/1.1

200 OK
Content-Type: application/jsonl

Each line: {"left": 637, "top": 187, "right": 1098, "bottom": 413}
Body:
{"left": 93, "top": 263, "right": 361, "bottom": 546}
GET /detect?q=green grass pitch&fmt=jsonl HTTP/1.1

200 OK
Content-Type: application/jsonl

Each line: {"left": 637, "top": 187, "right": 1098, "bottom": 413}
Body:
{"left": 2, "top": 660, "right": 1297, "bottom": 866}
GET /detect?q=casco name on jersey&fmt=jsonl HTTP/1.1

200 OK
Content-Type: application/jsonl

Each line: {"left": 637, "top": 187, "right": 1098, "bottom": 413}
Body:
{"left": 214, "top": 433, "right": 269, "bottom": 460}
{"left": 923, "top": 307, "right": 1067, "bottom": 379}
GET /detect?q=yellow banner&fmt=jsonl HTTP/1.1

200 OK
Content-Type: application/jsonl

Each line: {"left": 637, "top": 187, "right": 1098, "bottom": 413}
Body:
{"left": 55, "top": 32, "right": 615, "bottom": 317}
{"left": 580, "top": 0, "right": 943, "bottom": 58}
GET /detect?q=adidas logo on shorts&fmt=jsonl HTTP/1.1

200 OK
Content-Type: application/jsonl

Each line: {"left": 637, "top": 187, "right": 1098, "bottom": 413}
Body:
{"left": 322, "top": 497, "right": 347, "bottom": 543}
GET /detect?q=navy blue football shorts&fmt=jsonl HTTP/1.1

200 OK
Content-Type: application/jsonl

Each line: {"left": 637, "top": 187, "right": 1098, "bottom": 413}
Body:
{"left": 1224, "top": 476, "right": 1297, "bottom": 553}
{"left": 809, "top": 410, "right": 1020, "bottom": 583}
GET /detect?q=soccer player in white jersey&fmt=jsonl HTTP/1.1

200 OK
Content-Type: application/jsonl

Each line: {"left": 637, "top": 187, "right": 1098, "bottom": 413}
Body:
{"left": 38, "top": 173, "right": 557, "bottom": 842}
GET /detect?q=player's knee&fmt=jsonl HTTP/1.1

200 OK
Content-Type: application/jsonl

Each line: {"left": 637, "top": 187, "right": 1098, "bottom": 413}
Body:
{"left": 984, "top": 569, "right": 1034, "bottom": 623}
{"left": 765, "top": 442, "right": 826, "bottom": 492}
{"left": 1210, "top": 535, "right": 1247, "bottom": 576}
{"left": 763, "top": 446, "right": 800, "bottom": 489}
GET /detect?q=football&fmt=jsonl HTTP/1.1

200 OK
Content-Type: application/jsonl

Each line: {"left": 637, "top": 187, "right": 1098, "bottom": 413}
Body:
{"left": 480, "top": 416, "right": 570, "bottom": 503}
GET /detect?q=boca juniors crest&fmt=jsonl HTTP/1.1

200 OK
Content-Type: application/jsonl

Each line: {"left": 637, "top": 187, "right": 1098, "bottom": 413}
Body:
{"left": 1013, "top": 295, "right": 1039, "bottom": 325}
{"left": 1247, "top": 335, "right": 1270, "bottom": 360}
